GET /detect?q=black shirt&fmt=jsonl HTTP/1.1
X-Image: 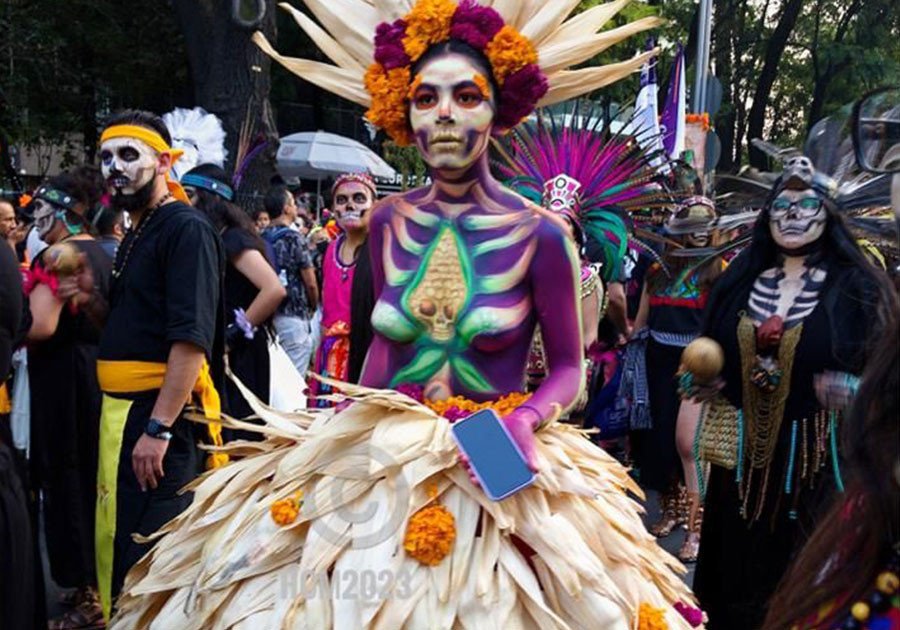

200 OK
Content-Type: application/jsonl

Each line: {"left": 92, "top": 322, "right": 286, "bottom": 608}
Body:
{"left": 99, "top": 202, "right": 224, "bottom": 364}
{"left": 222, "top": 227, "right": 266, "bottom": 324}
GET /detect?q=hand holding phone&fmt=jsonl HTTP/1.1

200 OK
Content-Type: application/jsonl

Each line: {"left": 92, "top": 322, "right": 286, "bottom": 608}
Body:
{"left": 451, "top": 408, "right": 536, "bottom": 501}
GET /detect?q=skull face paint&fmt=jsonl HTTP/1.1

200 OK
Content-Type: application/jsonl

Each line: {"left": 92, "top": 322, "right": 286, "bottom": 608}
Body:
{"left": 32, "top": 198, "right": 60, "bottom": 239}
{"left": 769, "top": 189, "right": 826, "bottom": 251}
{"left": 409, "top": 53, "right": 495, "bottom": 172}
{"left": 99, "top": 137, "right": 159, "bottom": 211}
{"left": 332, "top": 181, "right": 374, "bottom": 232}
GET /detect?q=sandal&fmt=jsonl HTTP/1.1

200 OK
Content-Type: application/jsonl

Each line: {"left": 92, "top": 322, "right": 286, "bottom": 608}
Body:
{"left": 649, "top": 484, "right": 687, "bottom": 538}
{"left": 677, "top": 492, "right": 704, "bottom": 563}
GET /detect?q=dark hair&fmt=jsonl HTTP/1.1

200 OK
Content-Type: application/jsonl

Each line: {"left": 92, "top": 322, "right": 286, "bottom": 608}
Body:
{"left": 763, "top": 295, "right": 900, "bottom": 629}
{"left": 185, "top": 164, "right": 267, "bottom": 257}
{"left": 703, "top": 181, "right": 895, "bottom": 367}
{"left": 43, "top": 165, "right": 106, "bottom": 235}
{"left": 102, "top": 109, "right": 172, "bottom": 145}
{"left": 85, "top": 205, "right": 123, "bottom": 237}
{"left": 263, "top": 185, "right": 290, "bottom": 219}
{"left": 251, "top": 208, "right": 269, "bottom": 222}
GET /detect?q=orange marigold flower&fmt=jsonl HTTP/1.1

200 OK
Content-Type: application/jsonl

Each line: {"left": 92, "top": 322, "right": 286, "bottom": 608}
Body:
{"left": 637, "top": 603, "right": 669, "bottom": 630}
{"left": 404, "top": 503, "right": 456, "bottom": 566}
{"left": 473, "top": 73, "right": 492, "bottom": 101}
{"left": 485, "top": 25, "right": 537, "bottom": 85}
{"left": 270, "top": 491, "right": 303, "bottom": 526}
{"left": 364, "top": 63, "right": 414, "bottom": 145}
{"left": 402, "top": 0, "right": 456, "bottom": 62}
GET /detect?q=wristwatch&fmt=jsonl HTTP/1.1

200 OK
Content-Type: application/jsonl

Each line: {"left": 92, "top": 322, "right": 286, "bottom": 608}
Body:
{"left": 144, "top": 418, "right": 173, "bottom": 441}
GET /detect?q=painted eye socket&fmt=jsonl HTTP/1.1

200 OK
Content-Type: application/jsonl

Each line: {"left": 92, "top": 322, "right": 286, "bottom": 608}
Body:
{"left": 414, "top": 90, "right": 437, "bottom": 110}
{"left": 335, "top": 195, "right": 348, "bottom": 205}
{"left": 772, "top": 198, "right": 792, "bottom": 212}
{"left": 455, "top": 88, "right": 483, "bottom": 108}
{"left": 118, "top": 146, "right": 140, "bottom": 162}
{"left": 352, "top": 193, "right": 368, "bottom": 204}
{"left": 99, "top": 150, "right": 113, "bottom": 164}
{"left": 798, "top": 197, "right": 821, "bottom": 211}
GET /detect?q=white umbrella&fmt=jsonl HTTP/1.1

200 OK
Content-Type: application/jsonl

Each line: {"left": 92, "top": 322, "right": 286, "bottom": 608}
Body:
{"left": 276, "top": 131, "right": 397, "bottom": 180}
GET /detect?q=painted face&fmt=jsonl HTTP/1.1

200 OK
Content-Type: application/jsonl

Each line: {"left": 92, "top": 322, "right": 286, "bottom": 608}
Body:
{"left": 333, "top": 181, "right": 374, "bottom": 232}
{"left": 409, "top": 53, "right": 495, "bottom": 171}
{"left": 769, "top": 189, "right": 826, "bottom": 251}
{"left": 99, "top": 137, "right": 158, "bottom": 195}
{"left": 32, "top": 198, "right": 60, "bottom": 239}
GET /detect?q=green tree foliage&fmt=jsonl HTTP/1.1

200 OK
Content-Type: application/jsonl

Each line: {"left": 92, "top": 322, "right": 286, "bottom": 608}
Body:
{"left": 0, "top": 0, "right": 191, "bottom": 175}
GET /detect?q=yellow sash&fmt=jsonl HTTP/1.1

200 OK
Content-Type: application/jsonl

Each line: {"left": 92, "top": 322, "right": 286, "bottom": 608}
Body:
{"left": 0, "top": 382, "right": 10, "bottom": 414}
{"left": 96, "top": 359, "right": 228, "bottom": 468}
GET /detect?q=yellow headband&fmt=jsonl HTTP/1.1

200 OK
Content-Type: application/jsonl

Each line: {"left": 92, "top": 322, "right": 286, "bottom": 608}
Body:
{"left": 99, "top": 124, "right": 190, "bottom": 204}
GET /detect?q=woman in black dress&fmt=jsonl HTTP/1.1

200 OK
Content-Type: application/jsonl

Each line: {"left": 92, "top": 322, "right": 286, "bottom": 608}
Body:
{"left": 181, "top": 165, "right": 285, "bottom": 428}
{"left": 26, "top": 167, "right": 111, "bottom": 629}
{"left": 686, "top": 156, "right": 893, "bottom": 629}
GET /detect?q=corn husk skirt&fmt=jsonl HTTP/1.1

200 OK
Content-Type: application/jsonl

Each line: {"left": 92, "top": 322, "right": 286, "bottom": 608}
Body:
{"left": 111, "top": 379, "right": 700, "bottom": 629}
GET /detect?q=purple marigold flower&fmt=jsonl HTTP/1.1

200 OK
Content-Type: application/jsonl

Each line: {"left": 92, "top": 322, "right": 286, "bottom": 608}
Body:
{"left": 450, "top": 0, "right": 504, "bottom": 50}
{"left": 496, "top": 64, "right": 548, "bottom": 129}
{"left": 375, "top": 19, "right": 410, "bottom": 70}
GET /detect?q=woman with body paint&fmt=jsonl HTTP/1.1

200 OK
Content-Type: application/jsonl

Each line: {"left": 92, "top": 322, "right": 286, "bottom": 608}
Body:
{"left": 109, "top": 2, "right": 705, "bottom": 628}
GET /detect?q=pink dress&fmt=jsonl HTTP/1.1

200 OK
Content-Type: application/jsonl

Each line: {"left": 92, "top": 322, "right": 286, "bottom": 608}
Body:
{"left": 309, "top": 236, "right": 356, "bottom": 407}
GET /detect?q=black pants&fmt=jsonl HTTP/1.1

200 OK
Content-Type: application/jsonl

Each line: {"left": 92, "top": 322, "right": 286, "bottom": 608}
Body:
{"left": 100, "top": 393, "right": 198, "bottom": 611}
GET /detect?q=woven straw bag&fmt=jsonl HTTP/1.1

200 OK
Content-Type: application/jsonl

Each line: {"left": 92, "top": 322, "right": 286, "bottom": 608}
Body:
{"left": 695, "top": 395, "right": 741, "bottom": 469}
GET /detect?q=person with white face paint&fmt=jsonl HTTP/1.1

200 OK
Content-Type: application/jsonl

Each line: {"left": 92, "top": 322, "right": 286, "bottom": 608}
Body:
{"left": 307, "top": 172, "right": 376, "bottom": 407}
{"left": 684, "top": 156, "right": 896, "bottom": 629}
{"left": 60, "top": 110, "right": 225, "bottom": 621}
{"left": 630, "top": 196, "right": 724, "bottom": 564}
{"left": 20, "top": 167, "right": 112, "bottom": 629}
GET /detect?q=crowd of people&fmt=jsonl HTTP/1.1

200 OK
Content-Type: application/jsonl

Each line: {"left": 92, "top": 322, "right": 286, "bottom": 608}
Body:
{"left": 1, "top": 0, "right": 898, "bottom": 628}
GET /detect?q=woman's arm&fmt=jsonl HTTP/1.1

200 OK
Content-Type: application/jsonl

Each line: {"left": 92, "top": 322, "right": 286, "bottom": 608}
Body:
{"left": 358, "top": 201, "right": 390, "bottom": 388}
{"left": 231, "top": 248, "right": 286, "bottom": 326}
{"left": 631, "top": 283, "right": 650, "bottom": 334}
{"left": 581, "top": 283, "right": 600, "bottom": 350}
{"left": 27, "top": 283, "right": 64, "bottom": 341}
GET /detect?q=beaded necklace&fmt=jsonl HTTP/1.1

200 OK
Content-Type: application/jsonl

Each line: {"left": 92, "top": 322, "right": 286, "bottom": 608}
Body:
{"left": 112, "top": 193, "right": 172, "bottom": 279}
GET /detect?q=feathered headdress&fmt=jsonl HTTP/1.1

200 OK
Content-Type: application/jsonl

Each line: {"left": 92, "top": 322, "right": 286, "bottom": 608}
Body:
{"left": 253, "top": 0, "right": 661, "bottom": 145}
{"left": 493, "top": 103, "right": 669, "bottom": 279}
{"left": 162, "top": 107, "right": 228, "bottom": 182}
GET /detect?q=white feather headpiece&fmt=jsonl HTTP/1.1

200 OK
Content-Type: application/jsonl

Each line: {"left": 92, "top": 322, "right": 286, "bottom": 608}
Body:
{"left": 253, "top": 0, "right": 660, "bottom": 139}
{"left": 162, "top": 107, "right": 229, "bottom": 181}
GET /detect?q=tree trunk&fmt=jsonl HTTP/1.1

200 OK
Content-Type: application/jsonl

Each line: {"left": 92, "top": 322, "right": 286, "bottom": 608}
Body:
{"left": 746, "top": 0, "right": 804, "bottom": 168}
{"left": 712, "top": 0, "right": 735, "bottom": 172}
{"left": 171, "top": 0, "right": 279, "bottom": 210}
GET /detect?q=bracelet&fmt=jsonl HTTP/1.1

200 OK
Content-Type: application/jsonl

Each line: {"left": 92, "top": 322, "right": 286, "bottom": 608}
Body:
{"left": 517, "top": 404, "right": 544, "bottom": 429}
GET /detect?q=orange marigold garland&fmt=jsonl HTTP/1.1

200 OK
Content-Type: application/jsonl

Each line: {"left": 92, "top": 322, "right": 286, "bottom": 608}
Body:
{"left": 402, "top": 0, "right": 456, "bottom": 62}
{"left": 484, "top": 25, "right": 538, "bottom": 86}
{"left": 270, "top": 491, "right": 303, "bottom": 526}
{"left": 403, "top": 484, "right": 456, "bottom": 566}
{"left": 364, "top": 64, "right": 414, "bottom": 146}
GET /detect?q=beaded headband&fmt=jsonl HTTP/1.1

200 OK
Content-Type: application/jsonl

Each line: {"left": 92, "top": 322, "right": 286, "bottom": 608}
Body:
{"left": 331, "top": 172, "right": 377, "bottom": 198}
{"left": 181, "top": 173, "right": 235, "bottom": 201}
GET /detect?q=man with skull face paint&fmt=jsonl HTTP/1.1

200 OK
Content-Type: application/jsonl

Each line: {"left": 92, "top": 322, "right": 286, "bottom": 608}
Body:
{"left": 66, "top": 110, "right": 226, "bottom": 620}
{"left": 21, "top": 168, "right": 111, "bottom": 629}
{"left": 686, "top": 156, "right": 892, "bottom": 629}
{"left": 307, "top": 172, "right": 376, "bottom": 407}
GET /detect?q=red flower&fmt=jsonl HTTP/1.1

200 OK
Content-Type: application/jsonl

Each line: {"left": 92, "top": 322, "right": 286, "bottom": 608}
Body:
{"left": 450, "top": 0, "right": 504, "bottom": 50}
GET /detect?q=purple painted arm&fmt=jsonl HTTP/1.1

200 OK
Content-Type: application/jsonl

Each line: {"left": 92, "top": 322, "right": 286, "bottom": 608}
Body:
{"left": 525, "top": 217, "right": 585, "bottom": 419}
{"left": 359, "top": 199, "right": 391, "bottom": 388}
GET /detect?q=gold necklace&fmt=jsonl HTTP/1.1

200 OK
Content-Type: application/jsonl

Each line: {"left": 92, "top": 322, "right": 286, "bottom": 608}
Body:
{"left": 112, "top": 193, "right": 172, "bottom": 279}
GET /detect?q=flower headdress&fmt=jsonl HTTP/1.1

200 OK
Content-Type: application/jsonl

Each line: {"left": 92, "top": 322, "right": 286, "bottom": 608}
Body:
{"left": 253, "top": 0, "right": 660, "bottom": 145}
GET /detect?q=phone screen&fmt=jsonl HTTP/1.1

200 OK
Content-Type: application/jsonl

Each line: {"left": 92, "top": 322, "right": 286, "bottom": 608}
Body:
{"left": 451, "top": 408, "right": 535, "bottom": 501}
